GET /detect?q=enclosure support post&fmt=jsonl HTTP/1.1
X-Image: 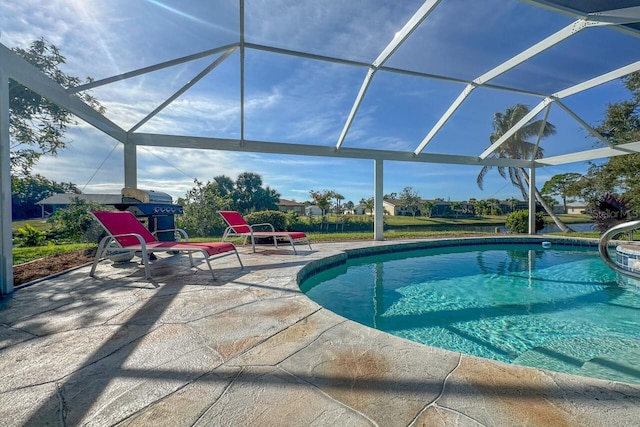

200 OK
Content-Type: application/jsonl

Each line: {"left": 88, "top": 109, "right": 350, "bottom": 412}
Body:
{"left": 374, "top": 159, "right": 384, "bottom": 241}
{"left": 528, "top": 166, "right": 536, "bottom": 235}
{"left": 124, "top": 135, "right": 137, "bottom": 189}
{"left": 0, "top": 68, "right": 13, "bottom": 295}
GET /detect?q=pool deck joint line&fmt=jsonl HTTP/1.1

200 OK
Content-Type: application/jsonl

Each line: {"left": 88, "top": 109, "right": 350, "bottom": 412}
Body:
{"left": 1, "top": 237, "right": 639, "bottom": 426}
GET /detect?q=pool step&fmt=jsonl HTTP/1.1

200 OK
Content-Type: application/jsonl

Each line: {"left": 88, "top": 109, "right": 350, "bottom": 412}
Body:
{"left": 513, "top": 337, "right": 640, "bottom": 384}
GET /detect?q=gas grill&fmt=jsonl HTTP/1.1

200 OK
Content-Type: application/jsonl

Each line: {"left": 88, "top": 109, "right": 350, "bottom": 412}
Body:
{"left": 114, "top": 188, "right": 183, "bottom": 241}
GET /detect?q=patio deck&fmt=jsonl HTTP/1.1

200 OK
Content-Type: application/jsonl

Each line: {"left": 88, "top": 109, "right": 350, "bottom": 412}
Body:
{"left": 1, "top": 240, "right": 639, "bottom": 426}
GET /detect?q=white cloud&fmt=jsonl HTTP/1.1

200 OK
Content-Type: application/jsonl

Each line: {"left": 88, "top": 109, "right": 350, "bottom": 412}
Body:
{"left": 244, "top": 0, "right": 422, "bottom": 61}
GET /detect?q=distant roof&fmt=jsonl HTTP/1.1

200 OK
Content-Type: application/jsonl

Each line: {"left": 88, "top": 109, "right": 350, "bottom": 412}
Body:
{"left": 277, "top": 199, "right": 305, "bottom": 206}
{"left": 37, "top": 193, "right": 122, "bottom": 206}
{"left": 384, "top": 198, "right": 428, "bottom": 206}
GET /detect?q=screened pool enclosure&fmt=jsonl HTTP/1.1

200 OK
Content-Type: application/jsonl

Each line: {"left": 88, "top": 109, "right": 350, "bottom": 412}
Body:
{"left": 2, "top": 0, "right": 640, "bottom": 294}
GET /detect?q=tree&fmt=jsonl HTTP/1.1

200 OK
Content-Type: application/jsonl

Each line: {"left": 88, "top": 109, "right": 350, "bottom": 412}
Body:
{"left": 486, "top": 198, "right": 500, "bottom": 215}
{"left": 422, "top": 200, "right": 435, "bottom": 217}
{"left": 450, "top": 201, "right": 463, "bottom": 218}
{"left": 332, "top": 191, "right": 345, "bottom": 215}
{"left": 360, "top": 197, "right": 374, "bottom": 215}
{"left": 177, "top": 179, "right": 233, "bottom": 237}
{"left": 578, "top": 72, "right": 640, "bottom": 211}
{"left": 177, "top": 172, "right": 279, "bottom": 236}
{"left": 541, "top": 173, "right": 582, "bottom": 214}
{"left": 542, "top": 195, "right": 557, "bottom": 209}
{"left": 10, "top": 38, "right": 104, "bottom": 175}
{"left": 213, "top": 175, "right": 235, "bottom": 197}
{"left": 50, "top": 197, "right": 104, "bottom": 242}
{"left": 477, "top": 104, "right": 573, "bottom": 232}
{"left": 235, "top": 172, "right": 279, "bottom": 213}
{"left": 344, "top": 200, "right": 355, "bottom": 213}
{"left": 309, "top": 190, "right": 332, "bottom": 215}
{"left": 472, "top": 199, "right": 488, "bottom": 216}
{"left": 399, "top": 186, "right": 421, "bottom": 217}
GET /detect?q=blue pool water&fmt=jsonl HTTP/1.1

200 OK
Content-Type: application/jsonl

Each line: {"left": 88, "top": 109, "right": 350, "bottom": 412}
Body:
{"left": 300, "top": 243, "right": 640, "bottom": 384}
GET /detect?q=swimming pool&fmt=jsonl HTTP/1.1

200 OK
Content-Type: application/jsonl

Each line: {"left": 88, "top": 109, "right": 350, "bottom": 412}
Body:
{"left": 300, "top": 240, "right": 640, "bottom": 384}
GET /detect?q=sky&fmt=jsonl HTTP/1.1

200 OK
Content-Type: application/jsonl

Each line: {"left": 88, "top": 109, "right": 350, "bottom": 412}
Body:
{"left": 2, "top": 0, "right": 640, "bottom": 205}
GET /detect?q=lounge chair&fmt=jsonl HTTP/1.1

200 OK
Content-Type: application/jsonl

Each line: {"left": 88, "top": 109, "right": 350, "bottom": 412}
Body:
{"left": 90, "top": 210, "right": 243, "bottom": 279}
{"left": 218, "top": 210, "right": 311, "bottom": 254}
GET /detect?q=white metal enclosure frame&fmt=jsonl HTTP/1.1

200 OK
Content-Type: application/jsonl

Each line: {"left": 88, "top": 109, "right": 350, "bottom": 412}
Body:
{"left": 2, "top": 0, "right": 640, "bottom": 294}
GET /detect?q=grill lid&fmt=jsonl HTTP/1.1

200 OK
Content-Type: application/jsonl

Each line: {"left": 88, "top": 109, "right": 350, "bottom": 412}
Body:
{"left": 121, "top": 188, "right": 173, "bottom": 204}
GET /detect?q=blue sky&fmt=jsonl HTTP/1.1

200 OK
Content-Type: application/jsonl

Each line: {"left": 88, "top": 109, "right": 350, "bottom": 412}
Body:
{"left": 2, "top": 0, "right": 640, "bottom": 205}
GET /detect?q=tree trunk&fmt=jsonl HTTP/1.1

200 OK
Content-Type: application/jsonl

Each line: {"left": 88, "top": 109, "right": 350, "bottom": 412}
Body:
{"left": 534, "top": 185, "right": 574, "bottom": 233}
{"left": 519, "top": 168, "right": 574, "bottom": 233}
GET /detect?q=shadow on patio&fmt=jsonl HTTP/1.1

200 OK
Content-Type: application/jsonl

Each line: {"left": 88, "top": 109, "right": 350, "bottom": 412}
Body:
{"left": 1, "top": 242, "right": 639, "bottom": 426}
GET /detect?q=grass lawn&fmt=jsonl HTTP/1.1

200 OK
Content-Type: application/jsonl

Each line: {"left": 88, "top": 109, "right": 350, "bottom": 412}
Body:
{"left": 12, "top": 218, "right": 52, "bottom": 233}
{"left": 322, "top": 213, "right": 592, "bottom": 227}
{"left": 550, "top": 214, "right": 593, "bottom": 224}
{"left": 13, "top": 243, "right": 96, "bottom": 265}
{"left": 383, "top": 215, "right": 505, "bottom": 227}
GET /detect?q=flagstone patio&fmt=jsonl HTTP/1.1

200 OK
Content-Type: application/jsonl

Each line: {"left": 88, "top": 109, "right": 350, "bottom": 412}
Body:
{"left": 1, "top": 240, "right": 639, "bottom": 426}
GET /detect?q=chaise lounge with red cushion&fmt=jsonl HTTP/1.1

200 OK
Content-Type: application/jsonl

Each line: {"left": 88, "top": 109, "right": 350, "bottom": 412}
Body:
{"left": 91, "top": 210, "right": 243, "bottom": 279}
{"left": 218, "top": 210, "right": 311, "bottom": 254}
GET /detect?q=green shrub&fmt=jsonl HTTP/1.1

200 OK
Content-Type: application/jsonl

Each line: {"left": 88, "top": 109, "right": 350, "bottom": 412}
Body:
{"left": 15, "top": 223, "right": 47, "bottom": 247}
{"left": 244, "top": 210, "right": 287, "bottom": 231}
{"left": 177, "top": 209, "right": 228, "bottom": 238}
{"left": 505, "top": 210, "right": 544, "bottom": 233}
{"left": 340, "top": 216, "right": 374, "bottom": 232}
{"left": 50, "top": 198, "right": 105, "bottom": 242}
{"left": 284, "top": 210, "right": 302, "bottom": 228}
{"left": 276, "top": 213, "right": 375, "bottom": 233}
{"left": 176, "top": 190, "right": 232, "bottom": 238}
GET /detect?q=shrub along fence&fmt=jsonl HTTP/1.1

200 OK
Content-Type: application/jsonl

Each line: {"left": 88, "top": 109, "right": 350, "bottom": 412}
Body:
{"left": 244, "top": 211, "right": 374, "bottom": 233}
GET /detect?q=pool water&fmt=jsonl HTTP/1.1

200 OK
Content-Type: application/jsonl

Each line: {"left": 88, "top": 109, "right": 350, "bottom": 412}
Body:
{"left": 300, "top": 244, "right": 640, "bottom": 384}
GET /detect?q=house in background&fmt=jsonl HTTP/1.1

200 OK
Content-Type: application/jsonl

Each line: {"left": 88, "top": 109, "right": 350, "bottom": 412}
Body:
{"left": 383, "top": 199, "right": 422, "bottom": 216}
{"left": 305, "top": 205, "right": 323, "bottom": 216}
{"left": 429, "top": 201, "right": 453, "bottom": 218}
{"left": 382, "top": 200, "right": 398, "bottom": 216}
{"left": 384, "top": 198, "right": 459, "bottom": 217}
{"left": 277, "top": 199, "right": 305, "bottom": 214}
{"left": 566, "top": 201, "right": 590, "bottom": 214}
{"left": 345, "top": 204, "right": 368, "bottom": 215}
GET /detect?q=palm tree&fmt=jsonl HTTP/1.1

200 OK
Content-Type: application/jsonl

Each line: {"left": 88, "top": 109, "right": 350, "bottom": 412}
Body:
{"left": 477, "top": 104, "right": 573, "bottom": 233}
{"left": 344, "top": 200, "right": 355, "bottom": 213}
{"left": 309, "top": 190, "right": 331, "bottom": 215}
{"left": 486, "top": 198, "right": 500, "bottom": 215}
{"left": 332, "top": 191, "right": 345, "bottom": 215}
{"left": 360, "top": 197, "right": 374, "bottom": 215}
